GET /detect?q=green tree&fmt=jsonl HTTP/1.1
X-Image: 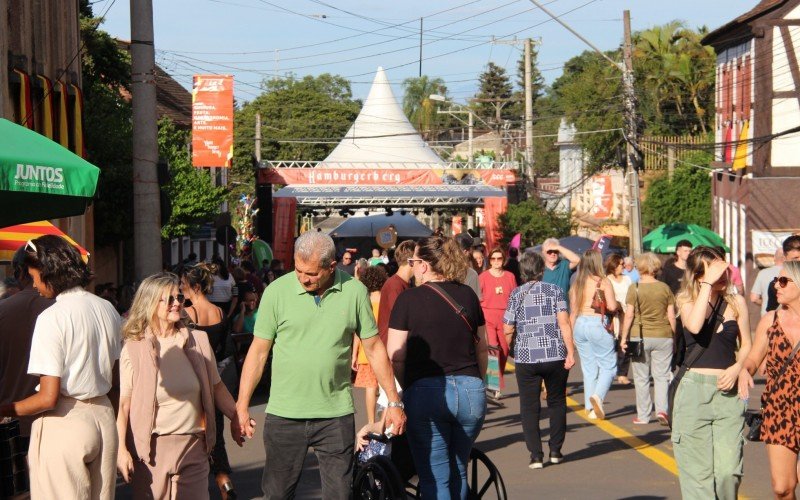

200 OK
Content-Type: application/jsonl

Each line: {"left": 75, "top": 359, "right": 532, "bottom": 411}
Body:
{"left": 498, "top": 199, "right": 574, "bottom": 247}
{"left": 509, "top": 45, "right": 545, "bottom": 119}
{"left": 401, "top": 75, "right": 447, "bottom": 139}
{"left": 641, "top": 151, "right": 712, "bottom": 229}
{"left": 231, "top": 74, "right": 362, "bottom": 187}
{"left": 474, "top": 62, "right": 515, "bottom": 128}
{"left": 157, "top": 117, "right": 227, "bottom": 239}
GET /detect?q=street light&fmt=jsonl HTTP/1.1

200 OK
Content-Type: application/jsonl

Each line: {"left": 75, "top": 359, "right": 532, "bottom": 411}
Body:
{"left": 429, "top": 94, "right": 474, "bottom": 167}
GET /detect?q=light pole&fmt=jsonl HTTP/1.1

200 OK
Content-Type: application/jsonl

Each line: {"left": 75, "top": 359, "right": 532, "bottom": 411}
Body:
{"left": 429, "top": 94, "right": 474, "bottom": 167}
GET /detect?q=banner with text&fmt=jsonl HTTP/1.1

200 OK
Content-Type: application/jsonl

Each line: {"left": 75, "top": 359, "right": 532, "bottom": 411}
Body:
{"left": 258, "top": 168, "right": 516, "bottom": 187}
{"left": 192, "top": 75, "right": 234, "bottom": 168}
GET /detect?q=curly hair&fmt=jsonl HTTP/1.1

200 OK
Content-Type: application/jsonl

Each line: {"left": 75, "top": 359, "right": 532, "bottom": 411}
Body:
{"left": 360, "top": 266, "right": 388, "bottom": 293}
{"left": 182, "top": 262, "right": 217, "bottom": 295}
{"left": 23, "top": 235, "right": 92, "bottom": 295}
{"left": 122, "top": 273, "right": 184, "bottom": 341}
{"left": 416, "top": 235, "right": 468, "bottom": 282}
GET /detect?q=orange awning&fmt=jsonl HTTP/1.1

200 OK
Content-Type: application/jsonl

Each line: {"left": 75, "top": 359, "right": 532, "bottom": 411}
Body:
{"left": 0, "top": 221, "right": 89, "bottom": 263}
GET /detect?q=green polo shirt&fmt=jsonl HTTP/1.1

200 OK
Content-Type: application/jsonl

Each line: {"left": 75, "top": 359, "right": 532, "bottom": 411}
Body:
{"left": 253, "top": 269, "right": 378, "bottom": 418}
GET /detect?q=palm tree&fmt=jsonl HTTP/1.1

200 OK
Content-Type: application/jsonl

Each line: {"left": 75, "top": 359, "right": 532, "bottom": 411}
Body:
{"left": 402, "top": 76, "right": 447, "bottom": 139}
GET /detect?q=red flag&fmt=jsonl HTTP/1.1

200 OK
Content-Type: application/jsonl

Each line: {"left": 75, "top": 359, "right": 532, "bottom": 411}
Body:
{"left": 13, "top": 69, "right": 34, "bottom": 129}
{"left": 36, "top": 75, "right": 55, "bottom": 139}
{"left": 57, "top": 81, "right": 70, "bottom": 148}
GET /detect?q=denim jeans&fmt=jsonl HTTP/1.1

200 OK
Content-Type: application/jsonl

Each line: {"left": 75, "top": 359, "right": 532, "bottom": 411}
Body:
{"left": 261, "top": 413, "right": 354, "bottom": 500}
{"left": 405, "top": 375, "right": 486, "bottom": 500}
{"left": 573, "top": 315, "right": 617, "bottom": 410}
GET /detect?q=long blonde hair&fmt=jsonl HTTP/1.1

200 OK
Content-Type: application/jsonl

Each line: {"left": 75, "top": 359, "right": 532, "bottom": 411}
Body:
{"left": 570, "top": 249, "right": 604, "bottom": 310}
{"left": 676, "top": 246, "right": 739, "bottom": 319}
{"left": 122, "top": 273, "right": 183, "bottom": 341}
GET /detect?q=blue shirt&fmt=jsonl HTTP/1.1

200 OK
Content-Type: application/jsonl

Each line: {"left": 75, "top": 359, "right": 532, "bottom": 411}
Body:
{"left": 543, "top": 259, "right": 573, "bottom": 305}
{"left": 503, "top": 282, "right": 568, "bottom": 364}
{"left": 623, "top": 268, "right": 640, "bottom": 284}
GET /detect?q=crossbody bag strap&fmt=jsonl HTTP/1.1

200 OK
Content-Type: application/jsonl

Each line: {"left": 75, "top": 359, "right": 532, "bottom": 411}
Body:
{"left": 761, "top": 310, "right": 800, "bottom": 409}
{"left": 678, "top": 296, "right": 727, "bottom": 375}
{"left": 635, "top": 283, "right": 643, "bottom": 340}
{"left": 423, "top": 283, "right": 478, "bottom": 343}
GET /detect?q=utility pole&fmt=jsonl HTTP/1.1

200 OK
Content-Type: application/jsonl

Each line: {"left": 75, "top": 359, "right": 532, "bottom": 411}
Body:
{"left": 524, "top": 38, "right": 534, "bottom": 181}
{"left": 623, "top": 10, "right": 643, "bottom": 256}
{"left": 131, "top": 0, "right": 161, "bottom": 281}
{"left": 255, "top": 112, "right": 262, "bottom": 162}
{"left": 468, "top": 110, "right": 474, "bottom": 168}
{"left": 419, "top": 18, "right": 423, "bottom": 77}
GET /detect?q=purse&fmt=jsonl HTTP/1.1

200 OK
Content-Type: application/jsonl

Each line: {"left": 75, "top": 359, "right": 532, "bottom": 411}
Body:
{"left": 667, "top": 297, "right": 726, "bottom": 428}
{"left": 744, "top": 326, "right": 800, "bottom": 442}
{"left": 625, "top": 284, "right": 645, "bottom": 359}
{"left": 590, "top": 279, "right": 615, "bottom": 334}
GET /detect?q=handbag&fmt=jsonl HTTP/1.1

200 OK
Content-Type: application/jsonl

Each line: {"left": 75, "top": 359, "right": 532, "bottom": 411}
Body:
{"left": 667, "top": 297, "right": 727, "bottom": 428}
{"left": 590, "top": 279, "right": 615, "bottom": 334}
{"left": 625, "top": 284, "right": 645, "bottom": 359}
{"left": 744, "top": 324, "right": 800, "bottom": 442}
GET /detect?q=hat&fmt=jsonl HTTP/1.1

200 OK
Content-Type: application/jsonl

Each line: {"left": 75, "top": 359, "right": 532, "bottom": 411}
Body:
{"left": 455, "top": 232, "right": 474, "bottom": 251}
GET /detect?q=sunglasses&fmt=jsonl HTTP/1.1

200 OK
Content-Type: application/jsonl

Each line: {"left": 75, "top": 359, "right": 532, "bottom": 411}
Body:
{"left": 777, "top": 277, "right": 795, "bottom": 288}
{"left": 160, "top": 293, "right": 185, "bottom": 306}
{"left": 490, "top": 256, "right": 503, "bottom": 261}
{"left": 407, "top": 258, "right": 423, "bottom": 267}
{"left": 546, "top": 250, "right": 559, "bottom": 255}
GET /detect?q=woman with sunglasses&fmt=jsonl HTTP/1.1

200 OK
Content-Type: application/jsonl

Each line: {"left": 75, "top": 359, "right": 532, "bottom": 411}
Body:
{"left": 672, "top": 246, "right": 750, "bottom": 500}
{"left": 387, "top": 235, "right": 489, "bottom": 500}
{"left": 739, "top": 262, "right": 800, "bottom": 499}
{"left": 0, "top": 236, "right": 122, "bottom": 499}
{"left": 116, "top": 273, "right": 242, "bottom": 499}
{"left": 479, "top": 247, "right": 518, "bottom": 397}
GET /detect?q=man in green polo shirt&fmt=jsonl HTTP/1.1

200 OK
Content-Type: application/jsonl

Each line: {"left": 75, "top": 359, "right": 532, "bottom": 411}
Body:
{"left": 235, "top": 231, "right": 405, "bottom": 500}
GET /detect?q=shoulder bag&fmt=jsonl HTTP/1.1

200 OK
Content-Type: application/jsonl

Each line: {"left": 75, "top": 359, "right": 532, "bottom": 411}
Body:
{"left": 667, "top": 296, "right": 727, "bottom": 428}
{"left": 423, "top": 282, "right": 479, "bottom": 344}
{"left": 590, "top": 278, "right": 615, "bottom": 334}
{"left": 626, "top": 284, "right": 645, "bottom": 359}
{"left": 744, "top": 312, "right": 800, "bottom": 441}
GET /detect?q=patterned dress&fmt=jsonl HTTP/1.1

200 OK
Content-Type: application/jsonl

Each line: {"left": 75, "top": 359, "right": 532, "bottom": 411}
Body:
{"left": 761, "top": 310, "right": 800, "bottom": 453}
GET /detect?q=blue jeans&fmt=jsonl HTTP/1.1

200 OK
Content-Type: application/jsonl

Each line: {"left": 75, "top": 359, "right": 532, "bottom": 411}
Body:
{"left": 574, "top": 315, "right": 617, "bottom": 410}
{"left": 405, "top": 375, "right": 486, "bottom": 500}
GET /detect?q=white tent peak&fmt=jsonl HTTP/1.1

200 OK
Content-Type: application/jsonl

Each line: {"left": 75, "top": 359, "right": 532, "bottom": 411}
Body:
{"left": 321, "top": 67, "right": 445, "bottom": 167}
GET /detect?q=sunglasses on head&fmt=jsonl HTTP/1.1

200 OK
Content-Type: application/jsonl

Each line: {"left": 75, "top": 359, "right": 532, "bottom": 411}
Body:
{"left": 777, "top": 277, "right": 795, "bottom": 288}
{"left": 161, "top": 293, "right": 185, "bottom": 306}
{"left": 25, "top": 240, "right": 37, "bottom": 253}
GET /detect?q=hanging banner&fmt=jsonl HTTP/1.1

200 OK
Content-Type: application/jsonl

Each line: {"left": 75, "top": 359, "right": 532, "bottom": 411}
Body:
{"left": 13, "top": 69, "right": 34, "bottom": 129}
{"left": 258, "top": 168, "right": 516, "bottom": 187}
{"left": 71, "top": 84, "right": 85, "bottom": 158}
{"left": 589, "top": 175, "right": 614, "bottom": 219}
{"left": 57, "top": 81, "right": 69, "bottom": 148}
{"left": 36, "top": 75, "right": 54, "bottom": 139}
{"left": 192, "top": 75, "right": 234, "bottom": 168}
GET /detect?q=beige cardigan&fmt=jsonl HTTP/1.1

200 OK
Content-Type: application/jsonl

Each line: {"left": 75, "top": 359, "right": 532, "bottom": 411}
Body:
{"left": 123, "top": 327, "right": 219, "bottom": 463}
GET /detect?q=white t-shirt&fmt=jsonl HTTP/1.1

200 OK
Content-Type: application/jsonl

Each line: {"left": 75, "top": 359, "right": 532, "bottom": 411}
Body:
{"left": 208, "top": 275, "right": 234, "bottom": 303}
{"left": 751, "top": 265, "right": 781, "bottom": 316}
{"left": 28, "top": 288, "right": 122, "bottom": 400}
{"left": 609, "top": 274, "right": 632, "bottom": 312}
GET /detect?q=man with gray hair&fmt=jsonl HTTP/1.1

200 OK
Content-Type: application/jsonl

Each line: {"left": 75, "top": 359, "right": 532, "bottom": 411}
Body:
{"left": 541, "top": 237, "right": 580, "bottom": 305}
{"left": 622, "top": 256, "right": 640, "bottom": 284}
{"left": 235, "top": 231, "right": 406, "bottom": 500}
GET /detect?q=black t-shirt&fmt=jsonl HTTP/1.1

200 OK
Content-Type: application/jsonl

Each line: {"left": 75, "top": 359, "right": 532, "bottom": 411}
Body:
{"left": 504, "top": 259, "right": 521, "bottom": 286}
{"left": 659, "top": 262, "right": 686, "bottom": 295}
{"left": 389, "top": 281, "right": 485, "bottom": 387}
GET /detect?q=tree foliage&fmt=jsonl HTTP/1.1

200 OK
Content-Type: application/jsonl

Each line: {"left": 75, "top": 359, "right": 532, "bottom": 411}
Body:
{"left": 232, "top": 74, "right": 362, "bottom": 186}
{"left": 641, "top": 151, "right": 712, "bottom": 229}
{"left": 157, "top": 118, "right": 227, "bottom": 239}
{"left": 474, "top": 62, "right": 515, "bottom": 128}
{"left": 401, "top": 76, "right": 448, "bottom": 139}
{"left": 498, "top": 199, "right": 574, "bottom": 247}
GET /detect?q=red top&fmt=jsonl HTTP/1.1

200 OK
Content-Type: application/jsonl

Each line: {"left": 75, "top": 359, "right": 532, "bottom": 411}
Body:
{"left": 377, "top": 274, "right": 410, "bottom": 345}
{"left": 478, "top": 270, "right": 517, "bottom": 311}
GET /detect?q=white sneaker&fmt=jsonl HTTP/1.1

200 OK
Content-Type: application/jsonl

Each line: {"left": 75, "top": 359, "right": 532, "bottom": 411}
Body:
{"left": 587, "top": 409, "right": 598, "bottom": 420}
{"left": 590, "top": 395, "right": 605, "bottom": 420}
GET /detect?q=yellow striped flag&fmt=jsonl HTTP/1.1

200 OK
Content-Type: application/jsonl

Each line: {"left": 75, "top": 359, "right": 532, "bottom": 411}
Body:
{"left": 71, "top": 84, "right": 85, "bottom": 158}
{"left": 36, "top": 75, "right": 55, "bottom": 139}
{"left": 732, "top": 120, "right": 749, "bottom": 171}
{"left": 12, "top": 69, "right": 34, "bottom": 129}
{"left": 57, "top": 81, "right": 69, "bottom": 148}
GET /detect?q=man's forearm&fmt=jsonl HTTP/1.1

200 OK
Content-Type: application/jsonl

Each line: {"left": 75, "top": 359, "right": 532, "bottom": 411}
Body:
{"left": 237, "top": 340, "right": 271, "bottom": 409}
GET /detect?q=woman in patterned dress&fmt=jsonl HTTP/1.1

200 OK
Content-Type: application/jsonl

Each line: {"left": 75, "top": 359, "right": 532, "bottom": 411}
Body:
{"left": 739, "top": 260, "right": 800, "bottom": 499}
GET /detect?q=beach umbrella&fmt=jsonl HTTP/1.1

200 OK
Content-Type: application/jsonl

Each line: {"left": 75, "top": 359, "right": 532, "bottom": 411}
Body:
{"left": 0, "top": 118, "right": 100, "bottom": 227}
{"left": 0, "top": 221, "right": 89, "bottom": 262}
{"left": 643, "top": 223, "right": 729, "bottom": 254}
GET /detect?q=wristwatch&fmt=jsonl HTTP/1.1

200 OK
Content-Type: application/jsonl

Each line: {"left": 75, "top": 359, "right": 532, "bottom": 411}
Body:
{"left": 387, "top": 401, "right": 405, "bottom": 410}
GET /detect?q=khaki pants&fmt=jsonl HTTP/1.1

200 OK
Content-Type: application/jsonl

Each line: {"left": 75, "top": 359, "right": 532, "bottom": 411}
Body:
{"left": 671, "top": 371, "right": 745, "bottom": 500}
{"left": 28, "top": 395, "right": 117, "bottom": 500}
{"left": 132, "top": 434, "right": 209, "bottom": 500}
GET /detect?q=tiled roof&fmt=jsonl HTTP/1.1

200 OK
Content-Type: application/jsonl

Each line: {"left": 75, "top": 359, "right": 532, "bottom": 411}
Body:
{"left": 703, "top": 0, "right": 792, "bottom": 46}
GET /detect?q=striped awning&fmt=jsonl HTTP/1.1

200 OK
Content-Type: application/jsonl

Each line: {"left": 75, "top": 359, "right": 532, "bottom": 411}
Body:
{"left": 0, "top": 221, "right": 89, "bottom": 262}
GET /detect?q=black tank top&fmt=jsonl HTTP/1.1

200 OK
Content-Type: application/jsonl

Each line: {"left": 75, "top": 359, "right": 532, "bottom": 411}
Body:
{"left": 186, "top": 306, "right": 228, "bottom": 360}
{"left": 683, "top": 299, "right": 738, "bottom": 369}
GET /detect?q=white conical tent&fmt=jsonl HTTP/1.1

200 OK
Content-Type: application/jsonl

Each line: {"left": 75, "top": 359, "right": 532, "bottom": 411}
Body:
{"left": 320, "top": 67, "right": 445, "bottom": 167}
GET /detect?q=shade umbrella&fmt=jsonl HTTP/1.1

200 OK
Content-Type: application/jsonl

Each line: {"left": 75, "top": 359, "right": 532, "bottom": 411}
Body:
{"left": 643, "top": 223, "right": 729, "bottom": 254}
{"left": 0, "top": 118, "right": 100, "bottom": 227}
{"left": 0, "top": 221, "right": 89, "bottom": 263}
{"left": 329, "top": 213, "right": 432, "bottom": 238}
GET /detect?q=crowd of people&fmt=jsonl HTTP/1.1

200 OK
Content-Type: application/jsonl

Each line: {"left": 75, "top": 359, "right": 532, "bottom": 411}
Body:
{"left": 0, "top": 231, "right": 799, "bottom": 499}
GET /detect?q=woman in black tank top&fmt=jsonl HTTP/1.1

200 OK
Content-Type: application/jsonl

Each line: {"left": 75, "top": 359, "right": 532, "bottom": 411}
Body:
{"left": 672, "top": 246, "right": 751, "bottom": 500}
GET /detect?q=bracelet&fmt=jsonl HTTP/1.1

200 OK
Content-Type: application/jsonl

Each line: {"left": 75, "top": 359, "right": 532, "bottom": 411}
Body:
{"left": 700, "top": 281, "right": 714, "bottom": 287}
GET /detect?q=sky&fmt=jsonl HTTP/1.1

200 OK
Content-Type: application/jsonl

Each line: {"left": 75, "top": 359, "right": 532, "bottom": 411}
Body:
{"left": 95, "top": 0, "right": 747, "bottom": 104}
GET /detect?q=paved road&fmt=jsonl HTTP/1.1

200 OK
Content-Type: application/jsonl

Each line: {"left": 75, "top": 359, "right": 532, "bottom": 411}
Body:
{"left": 117, "top": 363, "right": 777, "bottom": 499}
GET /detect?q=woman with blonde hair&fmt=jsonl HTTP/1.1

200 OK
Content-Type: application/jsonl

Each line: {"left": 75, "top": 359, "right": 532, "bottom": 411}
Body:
{"left": 388, "top": 235, "right": 489, "bottom": 499}
{"left": 620, "top": 252, "right": 675, "bottom": 425}
{"left": 671, "top": 246, "right": 750, "bottom": 500}
{"left": 116, "top": 272, "right": 242, "bottom": 499}
{"left": 739, "top": 260, "right": 800, "bottom": 499}
{"left": 570, "top": 249, "right": 618, "bottom": 420}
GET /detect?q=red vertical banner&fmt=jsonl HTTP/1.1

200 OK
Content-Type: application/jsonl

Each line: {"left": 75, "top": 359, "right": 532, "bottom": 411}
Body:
{"left": 192, "top": 75, "right": 234, "bottom": 167}
{"left": 13, "top": 69, "right": 34, "bottom": 129}
{"left": 36, "top": 75, "right": 55, "bottom": 139}
{"left": 57, "top": 81, "right": 70, "bottom": 148}
{"left": 483, "top": 197, "right": 507, "bottom": 252}
{"left": 71, "top": 84, "right": 85, "bottom": 158}
{"left": 272, "top": 198, "right": 297, "bottom": 268}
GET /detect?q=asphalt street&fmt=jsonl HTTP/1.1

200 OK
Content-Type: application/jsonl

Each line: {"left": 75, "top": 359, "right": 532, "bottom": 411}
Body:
{"left": 117, "top": 361, "right": 777, "bottom": 499}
